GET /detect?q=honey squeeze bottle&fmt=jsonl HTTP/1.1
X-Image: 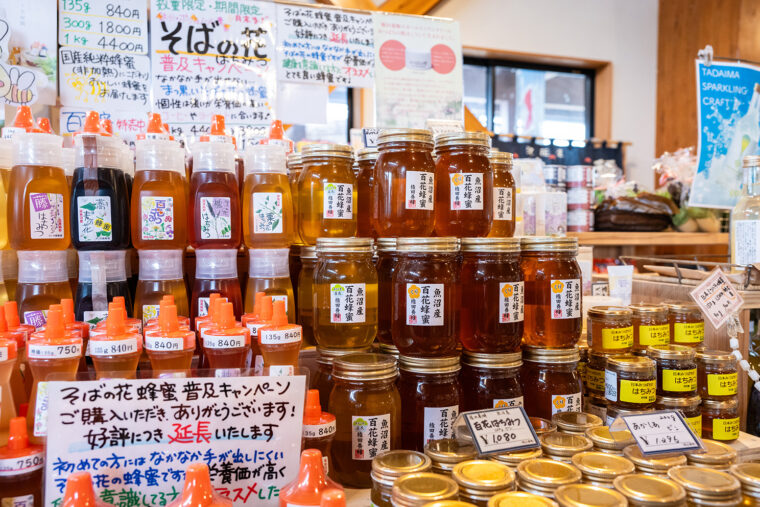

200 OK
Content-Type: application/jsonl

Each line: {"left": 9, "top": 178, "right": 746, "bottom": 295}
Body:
{"left": 0, "top": 333, "right": 18, "bottom": 432}
{"left": 168, "top": 463, "right": 232, "bottom": 507}
{"left": 259, "top": 299, "right": 301, "bottom": 376}
{"left": 61, "top": 471, "right": 116, "bottom": 506}
{"left": 302, "top": 389, "right": 337, "bottom": 477}
{"left": 0, "top": 417, "right": 45, "bottom": 506}
{"left": 241, "top": 292, "right": 269, "bottom": 375}
{"left": 89, "top": 307, "right": 142, "bottom": 379}
{"left": 279, "top": 449, "right": 341, "bottom": 507}
{"left": 203, "top": 302, "right": 250, "bottom": 373}
{"left": 144, "top": 304, "right": 195, "bottom": 375}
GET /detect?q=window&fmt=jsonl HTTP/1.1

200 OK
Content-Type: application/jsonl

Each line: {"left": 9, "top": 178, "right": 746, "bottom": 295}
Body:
{"left": 463, "top": 58, "right": 594, "bottom": 141}
{"left": 287, "top": 88, "right": 353, "bottom": 145}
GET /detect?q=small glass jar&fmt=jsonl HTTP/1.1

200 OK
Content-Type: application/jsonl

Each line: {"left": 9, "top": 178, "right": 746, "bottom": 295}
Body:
{"left": 521, "top": 346, "right": 583, "bottom": 420}
{"left": 570, "top": 452, "right": 635, "bottom": 489}
{"left": 371, "top": 450, "right": 431, "bottom": 507}
{"left": 629, "top": 303, "right": 669, "bottom": 352}
{"left": 665, "top": 302, "right": 705, "bottom": 347}
{"left": 647, "top": 345, "right": 698, "bottom": 397}
{"left": 604, "top": 355, "right": 657, "bottom": 410}
{"left": 585, "top": 426, "right": 634, "bottom": 456}
{"left": 612, "top": 474, "right": 687, "bottom": 506}
{"left": 516, "top": 459, "right": 582, "bottom": 498}
{"left": 655, "top": 395, "right": 702, "bottom": 437}
{"left": 425, "top": 439, "right": 478, "bottom": 476}
{"left": 702, "top": 397, "right": 740, "bottom": 442}
{"left": 312, "top": 346, "right": 370, "bottom": 412}
{"left": 377, "top": 237, "right": 400, "bottom": 347}
{"left": 487, "top": 491, "right": 558, "bottom": 507}
{"left": 398, "top": 355, "right": 461, "bottom": 452}
{"left": 540, "top": 432, "right": 593, "bottom": 463}
{"left": 667, "top": 466, "right": 742, "bottom": 505}
{"left": 554, "top": 484, "right": 628, "bottom": 506}
{"left": 487, "top": 150, "right": 516, "bottom": 238}
{"left": 373, "top": 129, "right": 436, "bottom": 237}
{"left": 459, "top": 238, "right": 523, "bottom": 353}
{"left": 356, "top": 147, "right": 378, "bottom": 238}
{"left": 391, "top": 472, "right": 459, "bottom": 506}
{"left": 730, "top": 463, "right": 760, "bottom": 505}
{"left": 552, "top": 412, "right": 603, "bottom": 436}
{"left": 328, "top": 353, "right": 401, "bottom": 488}
{"left": 605, "top": 406, "right": 653, "bottom": 428}
{"left": 686, "top": 440, "right": 737, "bottom": 470}
{"left": 460, "top": 351, "right": 523, "bottom": 412}
{"left": 520, "top": 237, "right": 582, "bottom": 348}
{"left": 434, "top": 132, "right": 493, "bottom": 237}
{"left": 452, "top": 460, "right": 516, "bottom": 505}
{"left": 531, "top": 418, "right": 558, "bottom": 436}
{"left": 697, "top": 349, "right": 739, "bottom": 400}
{"left": 392, "top": 237, "right": 461, "bottom": 357}
{"left": 585, "top": 394, "right": 609, "bottom": 421}
{"left": 490, "top": 448, "right": 543, "bottom": 472}
{"left": 298, "top": 246, "right": 317, "bottom": 346}
{"left": 623, "top": 445, "right": 687, "bottom": 476}
{"left": 587, "top": 306, "right": 633, "bottom": 353}
{"left": 586, "top": 351, "right": 612, "bottom": 398}
{"left": 578, "top": 342, "right": 589, "bottom": 391}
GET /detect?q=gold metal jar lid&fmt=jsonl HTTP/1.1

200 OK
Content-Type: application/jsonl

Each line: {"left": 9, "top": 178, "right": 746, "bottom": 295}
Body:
{"left": 613, "top": 473, "right": 687, "bottom": 505}
{"left": 315, "top": 346, "right": 371, "bottom": 366}
{"left": 523, "top": 346, "right": 580, "bottom": 364}
{"left": 552, "top": 412, "right": 603, "bottom": 433}
{"left": 316, "top": 237, "right": 373, "bottom": 253}
{"left": 286, "top": 152, "right": 302, "bottom": 168}
{"left": 606, "top": 355, "right": 656, "bottom": 374}
{"left": 585, "top": 426, "right": 635, "bottom": 450}
{"left": 491, "top": 447, "right": 543, "bottom": 466}
{"left": 300, "top": 246, "right": 317, "bottom": 259}
{"left": 605, "top": 406, "right": 652, "bottom": 424}
{"left": 554, "top": 484, "right": 628, "bottom": 507}
{"left": 520, "top": 236, "right": 579, "bottom": 253}
{"left": 399, "top": 355, "right": 461, "bottom": 374}
{"left": 332, "top": 353, "right": 397, "bottom": 381}
{"left": 397, "top": 237, "right": 460, "bottom": 253}
{"left": 488, "top": 149, "right": 514, "bottom": 165}
{"left": 462, "top": 351, "right": 522, "bottom": 369}
{"left": 356, "top": 147, "right": 379, "bottom": 162}
{"left": 377, "top": 128, "right": 434, "bottom": 146}
{"left": 460, "top": 237, "right": 521, "bottom": 253}
{"left": 540, "top": 433, "right": 593, "bottom": 457}
{"left": 379, "top": 343, "right": 400, "bottom": 357}
{"left": 730, "top": 463, "right": 760, "bottom": 488}
{"left": 391, "top": 472, "right": 459, "bottom": 506}
{"left": 452, "top": 460, "right": 515, "bottom": 492}
{"left": 655, "top": 394, "right": 701, "bottom": 410}
{"left": 587, "top": 306, "right": 633, "bottom": 319}
{"left": 372, "top": 450, "right": 432, "bottom": 485}
{"left": 423, "top": 502, "right": 478, "bottom": 507}
{"left": 667, "top": 466, "right": 741, "bottom": 497}
{"left": 663, "top": 301, "right": 701, "bottom": 314}
{"left": 623, "top": 445, "right": 687, "bottom": 471}
{"left": 702, "top": 397, "right": 739, "bottom": 411}
{"left": 647, "top": 344, "right": 696, "bottom": 360}
{"left": 517, "top": 458, "right": 582, "bottom": 488}
{"left": 695, "top": 349, "right": 736, "bottom": 366}
{"left": 425, "top": 438, "right": 478, "bottom": 465}
{"left": 531, "top": 417, "right": 559, "bottom": 436}
{"left": 301, "top": 143, "right": 353, "bottom": 160}
{"left": 377, "top": 237, "right": 397, "bottom": 252}
{"left": 629, "top": 303, "right": 668, "bottom": 317}
{"left": 686, "top": 441, "right": 737, "bottom": 466}
{"left": 488, "top": 491, "right": 559, "bottom": 507}
{"left": 570, "top": 451, "right": 635, "bottom": 480}
{"left": 434, "top": 131, "right": 490, "bottom": 148}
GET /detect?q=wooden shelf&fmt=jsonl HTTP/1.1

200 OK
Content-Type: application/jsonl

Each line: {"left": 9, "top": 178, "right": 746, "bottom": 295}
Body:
{"left": 568, "top": 231, "right": 728, "bottom": 246}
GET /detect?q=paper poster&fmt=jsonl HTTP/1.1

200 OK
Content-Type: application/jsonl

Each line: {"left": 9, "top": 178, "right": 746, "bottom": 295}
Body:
{"left": 515, "top": 69, "right": 545, "bottom": 136}
{"left": 0, "top": 17, "right": 40, "bottom": 106}
{"left": 276, "top": 4, "right": 374, "bottom": 88}
{"left": 60, "top": 107, "right": 146, "bottom": 146}
{"left": 693, "top": 60, "right": 760, "bottom": 208}
{"left": 150, "top": 0, "right": 275, "bottom": 145}
{"left": 58, "top": 0, "right": 148, "bottom": 54}
{"left": 44, "top": 376, "right": 306, "bottom": 506}
{"left": 372, "top": 12, "right": 463, "bottom": 128}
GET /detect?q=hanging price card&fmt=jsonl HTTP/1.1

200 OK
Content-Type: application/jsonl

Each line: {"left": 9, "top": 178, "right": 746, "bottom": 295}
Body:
{"left": 690, "top": 267, "right": 744, "bottom": 329}
{"left": 618, "top": 410, "right": 703, "bottom": 456}
{"left": 462, "top": 407, "right": 540, "bottom": 455}
{"left": 58, "top": 0, "right": 148, "bottom": 54}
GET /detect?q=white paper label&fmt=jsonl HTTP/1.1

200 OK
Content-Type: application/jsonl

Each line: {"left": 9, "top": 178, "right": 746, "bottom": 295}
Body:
{"left": 83, "top": 310, "right": 108, "bottom": 330}
{"left": 406, "top": 283, "right": 444, "bottom": 326}
{"left": 450, "top": 172, "right": 484, "bottom": 210}
{"left": 77, "top": 196, "right": 113, "bottom": 242}
{"left": 330, "top": 283, "right": 366, "bottom": 323}
{"left": 493, "top": 187, "right": 513, "bottom": 220}
{"left": 605, "top": 370, "right": 618, "bottom": 402}
{"left": 90, "top": 337, "right": 138, "bottom": 357}
{"left": 351, "top": 414, "right": 390, "bottom": 460}
{"left": 199, "top": 197, "right": 232, "bottom": 239}
{"left": 260, "top": 328, "right": 301, "bottom": 345}
{"left": 0, "top": 452, "right": 44, "bottom": 476}
{"left": 269, "top": 365, "right": 295, "bottom": 376}
{"left": 690, "top": 267, "right": 744, "bottom": 330}
{"left": 405, "top": 170, "right": 434, "bottom": 210}
{"left": 28, "top": 343, "right": 82, "bottom": 359}
{"left": 246, "top": 322, "right": 266, "bottom": 338}
{"left": 197, "top": 297, "right": 210, "bottom": 317}
{"left": 551, "top": 392, "right": 582, "bottom": 415}
{"left": 142, "top": 304, "right": 160, "bottom": 325}
{"left": 30, "top": 192, "right": 65, "bottom": 239}
{"left": 303, "top": 420, "right": 337, "bottom": 439}
{"left": 34, "top": 381, "right": 49, "bottom": 436}
{"left": 253, "top": 192, "right": 284, "bottom": 233}
{"left": 323, "top": 182, "right": 353, "bottom": 219}
{"left": 145, "top": 336, "right": 184, "bottom": 352}
{"left": 734, "top": 220, "right": 760, "bottom": 265}
{"left": 0, "top": 494, "right": 35, "bottom": 506}
{"left": 423, "top": 405, "right": 458, "bottom": 444}
{"left": 203, "top": 335, "right": 246, "bottom": 349}
{"left": 141, "top": 196, "right": 174, "bottom": 240}
{"left": 550, "top": 279, "right": 581, "bottom": 319}
{"left": 0, "top": 346, "right": 7, "bottom": 362}
{"left": 494, "top": 397, "right": 524, "bottom": 408}
{"left": 463, "top": 407, "right": 540, "bottom": 455}
{"left": 620, "top": 410, "right": 702, "bottom": 455}
{"left": 499, "top": 282, "right": 524, "bottom": 323}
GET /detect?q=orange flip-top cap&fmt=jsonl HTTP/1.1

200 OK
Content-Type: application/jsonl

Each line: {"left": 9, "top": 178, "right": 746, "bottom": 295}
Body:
{"left": 320, "top": 489, "right": 346, "bottom": 507}
{"left": 35, "top": 117, "right": 52, "bottom": 134}
{"left": 260, "top": 296, "right": 273, "bottom": 321}
{"left": 210, "top": 114, "right": 226, "bottom": 136}
{"left": 0, "top": 335, "right": 17, "bottom": 360}
{"left": 270, "top": 300, "right": 287, "bottom": 326}
{"left": 175, "top": 463, "right": 232, "bottom": 507}
{"left": 102, "top": 118, "right": 113, "bottom": 135}
{"left": 4, "top": 301, "right": 20, "bottom": 328}
{"left": 61, "top": 472, "right": 110, "bottom": 507}
{"left": 81, "top": 111, "right": 104, "bottom": 135}
{"left": 146, "top": 113, "right": 164, "bottom": 134}
{"left": 1, "top": 417, "right": 42, "bottom": 456}
{"left": 11, "top": 106, "right": 34, "bottom": 131}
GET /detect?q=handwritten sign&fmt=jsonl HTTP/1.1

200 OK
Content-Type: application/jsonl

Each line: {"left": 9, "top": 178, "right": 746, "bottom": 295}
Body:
{"left": 60, "top": 107, "right": 145, "bottom": 146}
{"left": 619, "top": 410, "right": 703, "bottom": 456}
{"left": 690, "top": 267, "right": 744, "bottom": 329}
{"left": 44, "top": 376, "right": 306, "bottom": 506}
{"left": 462, "top": 407, "right": 540, "bottom": 455}
{"left": 426, "top": 119, "right": 463, "bottom": 137}
{"left": 58, "top": 0, "right": 148, "bottom": 54}
{"left": 362, "top": 127, "right": 380, "bottom": 147}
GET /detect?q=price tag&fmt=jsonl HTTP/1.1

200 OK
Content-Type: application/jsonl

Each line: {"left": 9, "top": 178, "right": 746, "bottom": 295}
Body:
{"left": 426, "top": 119, "right": 464, "bottom": 137}
{"left": 462, "top": 407, "right": 540, "bottom": 455}
{"left": 690, "top": 267, "right": 744, "bottom": 329}
{"left": 362, "top": 128, "right": 381, "bottom": 148}
{"left": 618, "top": 410, "right": 703, "bottom": 456}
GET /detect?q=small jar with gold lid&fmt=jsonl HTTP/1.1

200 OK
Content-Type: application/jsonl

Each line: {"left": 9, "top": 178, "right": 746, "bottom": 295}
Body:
{"left": 540, "top": 432, "right": 593, "bottom": 463}
{"left": 372, "top": 450, "right": 432, "bottom": 507}
{"left": 487, "top": 491, "right": 558, "bottom": 507}
{"left": 647, "top": 344, "right": 698, "bottom": 398}
{"left": 587, "top": 306, "right": 634, "bottom": 353}
{"left": 578, "top": 341, "right": 589, "bottom": 391}
{"left": 604, "top": 355, "right": 657, "bottom": 409}
{"left": 391, "top": 472, "right": 460, "bottom": 507}
{"left": 696, "top": 349, "right": 739, "bottom": 401}
{"left": 586, "top": 351, "right": 614, "bottom": 398}
{"left": 452, "top": 460, "right": 515, "bottom": 506}
{"left": 516, "top": 459, "right": 582, "bottom": 498}
{"left": 460, "top": 351, "right": 523, "bottom": 412}
{"left": 531, "top": 417, "right": 558, "bottom": 436}
{"left": 490, "top": 448, "right": 543, "bottom": 471}
{"left": 554, "top": 484, "right": 628, "bottom": 506}
{"left": 655, "top": 395, "right": 702, "bottom": 437}
{"left": 585, "top": 426, "right": 634, "bottom": 456}
{"left": 702, "top": 397, "right": 740, "bottom": 442}
{"left": 570, "top": 451, "right": 635, "bottom": 489}
{"left": 424, "top": 438, "right": 478, "bottom": 476}
{"left": 667, "top": 465, "right": 742, "bottom": 505}
{"left": 521, "top": 346, "right": 583, "bottom": 420}
{"left": 730, "top": 463, "right": 760, "bottom": 504}
{"left": 665, "top": 301, "right": 705, "bottom": 347}
{"left": 630, "top": 303, "right": 670, "bottom": 352}
{"left": 585, "top": 394, "right": 608, "bottom": 421}
{"left": 552, "top": 412, "right": 603, "bottom": 436}
{"left": 613, "top": 473, "right": 686, "bottom": 506}
{"left": 685, "top": 440, "right": 737, "bottom": 471}
{"left": 623, "top": 445, "right": 687, "bottom": 476}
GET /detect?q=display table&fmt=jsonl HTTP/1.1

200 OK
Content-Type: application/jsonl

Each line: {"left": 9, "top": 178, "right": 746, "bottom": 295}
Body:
{"left": 568, "top": 231, "right": 728, "bottom": 246}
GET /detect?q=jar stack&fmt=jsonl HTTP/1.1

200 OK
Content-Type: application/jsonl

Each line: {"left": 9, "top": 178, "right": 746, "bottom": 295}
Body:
{"left": 667, "top": 466, "right": 743, "bottom": 505}
{"left": 565, "top": 165, "right": 595, "bottom": 232}
{"left": 697, "top": 349, "right": 740, "bottom": 442}
{"left": 730, "top": 463, "right": 760, "bottom": 504}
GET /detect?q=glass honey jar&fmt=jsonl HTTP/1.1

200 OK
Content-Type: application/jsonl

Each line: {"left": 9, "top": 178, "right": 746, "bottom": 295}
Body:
{"left": 521, "top": 346, "right": 583, "bottom": 420}
{"left": 521, "top": 237, "right": 582, "bottom": 348}
{"left": 312, "top": 346, "right": 370, "bottom": 412}
{"left": 371, "top": 450, "right": 432, "bottom": 507}
{"left": 392, "top": 237, "right": 461, "bottom": 357}
{"left": 605, "top": 406, "right": 654, "bottom": 428}
{"left": 516, "top": 459, "right": 582, "bottom": 498}
{"left": 665, "top": 302, "right": 705, "bottom": 347}
{"left": 313, "top": 237, "right": 378, "bottom": 349}
{"left": 586, "top": 351, "right": 613, "bottom": 398}
{"left": 328, "top": 353, "right": 401, "bottom": 488}
{"left": 452, "top": 460, "right": 516, "bottom": 505}
{"left": 487, "top": 150, "right": 516, "bottom": 238}
{"left": 425, "top": 439, "right": 478, "bottom": 476}
{"left": 552, "top": 412, "right": 603, "bottom": 436}
{"left": 578, "top": 342, "right": 589, "bottom": 390}
{"left": 460, "top": 351, "right": 523, "bottom": 411}
{"left": 623, "top": 445, "right": 686, "bottom": 475}
{"left": 666, "top": 466, "right": 742, "bottom": 505}
{"left": 570, "top": 452, "right": 635, "bottom": 489}
{"left": 434, "top": 132, "right": 493, "bottom": 237}
{"left": 612, "top": 474, "right": 686, "bottom": 506}
{"left": 585, "top": 394, "right": 609, "bottom": 422}
{"left": 356, "top": 147, "right": 378, "bottom": 238}
{"left": 696, "top": 349, "right": 738, "bottom": 400}
{"left": 459, "top": 238, "right": 523, "bottom": 353}
{"left": 488, "top": 491, "right": 558, "bottom": 507}
{"left": 373, "top": 129, "right": 436, "bottom": 237}
{"left": 647, "top": 345, "right": 697, "bottom": 398}
{"left": 702, "top": 397, "right": 740, "bottom": 442}
{"left": 377, "top": 237, "right": 400, "bottom": 348}
{"left": 604, "top": 355, "right": 657, "bottom": 410}
{"left": 540, "top": 432, "right": 593, "bottom": 463}
{"left": 554, "top": 484, "right": 628, "bottom": 506}
{"left": 391, "top": 472, "right": 459, "bottom": 506}
{"left": 686, "top": 440, "right": 737, "bottom": 470}
{"left": 655, "top": 395, "right": 702, "bottom": 437}
{"left": 297, "top": 246, "right": 317, "bottom": 346}
{"left": 587, "top": 306, "right": 633, "bottom": 354}
{"left": 629, "top": 303, "right": 669, "bottom": 352}
{"left": 585, "top": 426, "right": 634, "bottom": 456}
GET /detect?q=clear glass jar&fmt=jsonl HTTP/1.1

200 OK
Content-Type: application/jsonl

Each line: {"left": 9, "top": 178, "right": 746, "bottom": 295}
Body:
{"left": 452, "top": 460, "right": 515, "bottom": 505}
{"left": 312, "top": 346, "right": 370, "bottom": 413}
{"left": 460, "top": 351, "right": 523, "bottom": 412}
{"left": 665, "top": 302, "right": 705, "bottom": 347}
{"left": 392, "top": 237, "right": 461, "bottom": 357}
{"left": 612, "top": 474, "right": 686, "bottom": 506}
{"left": 655, "top": 395, "right": 702, "bottom": 437}
{"left": 604, "top": 355, "right": 657, "bottom": 410}
{"left": 587, "top": 306, "right": 633, "bottom": 354}
{"left": 647, "top": 345, "right": 698, "bottom": 397}
{"left": 521, "top": 346, "right": 583, "bottom": 420}
{"left": 487, "top": 150, "right": 516, "bottom": 238}
{"left": 398, "top": 355, "right": 461, "bottom": 453}
{"left": 373, "top": 129, "right": 436, "bottom": 237}
{"left": 297, "top": 246, "right": 317, "bottom": 346}
{"left": 356, "top": 147, "right": 378, "bottom": 238}
{"left": 371, "top": 450, "right": 431, "bottom": 507}
{"left": 459, "top": 238, "right": 523, "bottom": 353}
{"left": 629, "top": 303, "right": 669, "bottom": 352}
{"left": 702, "top": 397, "right": 740, "bottom": 442}
{"left": 377, "top": 238, "right": 400, "bottom": 348}
{"left": 697, "top": 349, "right": 739, "bottom": 400}
{"left": 521, "top": 237, "right": 582, "bottom": 348}
{"left": 434, "top": 132, "right": 493, "bottom": 237}
{"left": 425, "top": 438, "right": 478, "bottom": 476}
{"left": 391, "top": 472, "right": 459, "bottom": 506}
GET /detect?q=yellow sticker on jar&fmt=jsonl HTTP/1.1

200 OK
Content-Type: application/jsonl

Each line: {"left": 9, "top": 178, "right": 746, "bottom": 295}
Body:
{"left": 578, "top": 361, "right": 587, "bottom": 383}
{"left": 685, "top": 415, "right": 702, "bottom": 437}
{"left": 639, "top": 324, "right": 670, "bottom": 346}
{"left": 707, "top": 373, "right": 738, "bottom": 396}
{"left": 662, "top": 368, "right": 697, "bottom": 392}
{"left": 586, "top": 367, "right": 605, "bottom": 391}
{"left": 620, "top": 379, "right": 656, "bottom": 404}
{"left": 713, "top": 417, "right": 740, "bottom": 440}
{"left": 674, "top": 322, "right": 704, "bottom": 343}
{"left": 601, "top": 326, "right": 634, "bottom": 349}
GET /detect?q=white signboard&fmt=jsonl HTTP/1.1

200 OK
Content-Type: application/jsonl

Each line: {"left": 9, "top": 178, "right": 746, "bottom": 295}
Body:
{"left": 690, "top": 267, "right": 744, "bottom": 329}
{"left": 462, "top": 407, "right": 540, "bottom": 455}
{"left": 619, "top": 410, "right": 703, "bottom": 456}
{"left": 58, "top": 0, "right": 148, "bottom": 54}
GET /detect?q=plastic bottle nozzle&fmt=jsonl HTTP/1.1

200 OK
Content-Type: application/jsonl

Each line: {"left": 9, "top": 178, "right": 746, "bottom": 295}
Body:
{"left": 210, "top": 115, "right": 226, "bottom": 136}
{"left": 304, "top": 389, "right": 322, "bottom": 425}
{"left": 44, "top": 308, "right": 65, "bottom": 340}
{"left": 219, "top": 303, "right": 235, "bottom": 328}
{"left": 207, "top": 293, "right": 220, "bottom": 313}
{"left": 62, "top": 298, "right": 76, "bottom": 324}
{"left": 271, "top": 300, "right": 287, "bottom": 326}
{"left": 163, "top": 123, "right": 170, "bottom": 134}
{"left": 6, "top": 417, "right": 29, "bottom": 451}
{"left": 62, "top": 472, "right": 100, "bottom": 507}
{"left": 36, "top": 118, "right": 52, "bottom": 134}
{"left": 0, "top": 307, "right": 8, "bottom": 333}
{"left": 320, "top": 489, "right": 346, "bottom": 507}
{"left": 11, "top": 106, "right": 34, "bottom": 131}
{"left": 253, "top": 292, "right": 265, "bottom": 318}
{"left": 4, "top": 302, "right": 20, "bottom": 327}
{"left": 82, "top": 111, "right": 102, "bottom": 134}
{"left": 260, "top": 296, "right": 273, "bottom": 321}
{"left": 159, "top": 304, "right": 179, "bottom": 333}
{"left": 211, "top": 297, "right": 228, "bottom": 326}
{"left": 147, "top": 113, "right": 164, "bottom": 134}
{"left": 162, "top": 294, "right": 175, "bottom": 305}
{"left": 102, "top": 118, "right": 113, "bottom": 135}
{"left": 176, "top": 463, "right": 224, "bottom": 506}
{"left": 269, "top": 120, "right": 285, "bottom": 140}
{"left": 112, "top": 297, "right": 126, "bottom": 310}
{"left": 106, "top": 308, "right": 127, "bottom": 337}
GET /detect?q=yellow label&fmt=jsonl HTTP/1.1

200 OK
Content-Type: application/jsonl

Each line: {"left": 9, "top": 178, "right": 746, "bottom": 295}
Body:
{"left": 601, "top": 326, "right": 634, "bottom": 349}
{"left": 674, "top": 322, "right": 704, "bottom": 343}
{"left": 620, "top": 379, "right": 656, "bottom": 404}
{"left": 685, "top": 415, "right": 702, "bottom": 437}
{"left": 639, "top": 324, "right": 670, "bottom": 346}
{"left": 662, "top": 368, "right": 697, "bottom": 392}
{"left": 578, "top": 361, "right": 587, "bottom": 383}
{"left": 707, "top": 373, "right": 738, "bottom": 396}
{"left": 713, "top": 417, "right": 740, "bottom": 440}
{"left": 586, "top": 367, "right": 605, "bottom": 391}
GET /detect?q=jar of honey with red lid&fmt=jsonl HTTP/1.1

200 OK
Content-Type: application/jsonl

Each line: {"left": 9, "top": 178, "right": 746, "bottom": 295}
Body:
{"left": 521, "top": 346, "right": 583, "bottom": 420}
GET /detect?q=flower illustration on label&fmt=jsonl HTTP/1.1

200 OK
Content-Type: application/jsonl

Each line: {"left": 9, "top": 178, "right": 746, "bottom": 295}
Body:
{"left": 551, "top": 280, "right": 565, "bottom": 293}
{"left": 451, "top": 174, "right": 463, "bottom": 186}
{"left": 407, "top": 285, "right": 421, "bottom": 298}
{"left": 502, "top": 284, "right": 514, "bottom": 298}
{"left": 553, "top": 397, "right": 566, "bottom": 410}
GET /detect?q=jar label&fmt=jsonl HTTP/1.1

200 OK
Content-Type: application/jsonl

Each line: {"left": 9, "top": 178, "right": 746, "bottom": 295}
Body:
{"left": 352, "top": 414, "right": 390, "bottom": 460}
{"left": 203, "top": 334, "right": 247, "bottom": 349}
{"left": 662, "top": 368, "right": 697, "bottom": 392}
{"left": 406, "top": 283, "right": 443, "bottom": 326}
{"left": 549, "top": 279, "right": 581, "bottom": 319}
{"left": 90, "top": 337, "right": 139, "bottom": 357}
{"left": 142, "top": 304, "right": 160, "bottom": 326}
{"left": 34, "top": 381, "right": 49, "bottom": 437}
{"left": 577, "top": 361, "right": 587, "bottom": 383}
{"left": 493, "top": 186, "right": 513, "bottom": 220}
{"left": 601, "top": 326, "right": 634, "bottom": 349}
{"left": 606, "top": 370, "right": 656, "bottom": 403}
{"left": 330, "top": 283, "right": 366, "bottom": 323}
{"left": 551, "top": 392, "right": 582, "bottom": 415}
{"left": 586, "top": 367, "right": 605, "bottom": 392}
{"left": 0, "top": 451, "right": 44, "bottom": 476}
{"left": 141, "top": 196, "right": 175, "bottom": 240}
{"left": 685, "top": 415, "right": 702, "bottom": 437}
{"left": 198, "top": 297, "right": 211, "bottom": 317}
{"left": 268, "top": 365, "right": 295, "bottom": 376}
{"left": 449, "top": 172, "right": 484, "bottom": 210}
{"left": 639, "top": 324, "right": 670, "bottom": 346}
{"left": 674, "top": 322, "right": 704, "bottom": 343}
{"left": 29, "top": 192, "right": 65, "bottom": 239}
{"left": 734, "top": 220, "right": 760, "bottom": 265}
{"left": 493, "top": 397, "right": 523, "bottom": 408}
{"left": 323, "top": 182, "right": 353, "bottom": 219}
{"left": 145, "top": 336, "right": 184, "bottom": 351}
{"left": 713, "top": 417, "right": 740, "bottom": 440}
{"left": 1, "top": 495, "right": 35, "bottom": 506}
{"left": 23, "top": 310, "right": 46, "bottom": 328}
{"left": 77, "top": 195, "right": 113, "bottom": 242}
{"left": 499, "top": 282, "right": 524, "bottom": 323}
{"left": 605, "top": 370, "right": 618, "bottom": 401}
{"left": 260, "top": 328, "right": 301, "bottom": 345}
{"left": 199, "top": 197, "right": 232, "bottom": 239}
{"left": 28, "top": 343, "right": 82, "bottom": 359}
{"left": 246, "top": 322, "right": 266, "bottom": 338}
{"left": 303, "top": 420, "right": 337, "bottom": 439}
{"left": 253, "top": 192, "right": 283, "bottom": 233}
{"left": 423, "top": 405, "right": 458, "bottom": 445}
{"left": 708, "top": 372, "right": 738, "bottom": 396}
{"left": 405, "top": 170, "right": 434, "bottom": 210}
{"left": 0, "top": 346, "right": 6, "bottom": 361}
{"left": 83, "top": 310, "right": 108, "bottom": 330}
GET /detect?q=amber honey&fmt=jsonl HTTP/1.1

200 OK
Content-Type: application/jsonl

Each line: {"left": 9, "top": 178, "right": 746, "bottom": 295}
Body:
{"left": 16, "top": 250, "right": 73, "bottom": 326}
{"left": 460, "top": 351, "right": 523, "bottom": 412}
{"left": 665, "top": 302, "right": 705, "bottom": 347}
{"left": 521, "top": 346, "right": 583, "bottom": 420}
{"left": 244, "top": 248, "right": 295, "bottom": 321}
{"left": 587, "top": 306, "right": 633, "bottom": 353}
{"left": 297, "top": 246, "right": 317, "bottom": 346}
{"left": 376, "top": 238, "right": 399, "bottom": 348}
{"left": 630, "top": 303, "right": 669, "bottom": 352}
{"left": 487, "top": 150, "right": 516, "bottom": 238}
{"left": 287, "top": 152, "right": 303, "bottom": 245}
{"left": 133, "top": 250, "right": 188, "bottom": 325}
{"left": 0, "top": 139, "right": 11, "bottom": 250}
{"left": 696, "top": 350, "right": 738, "bottom": 400}
{"left": 356, "top": 148, "right": 378, "bottom": 238}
